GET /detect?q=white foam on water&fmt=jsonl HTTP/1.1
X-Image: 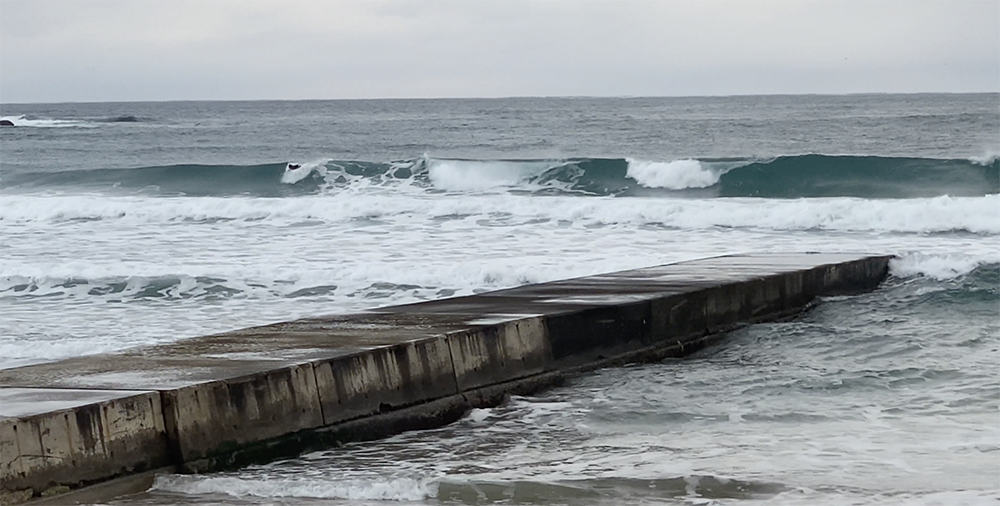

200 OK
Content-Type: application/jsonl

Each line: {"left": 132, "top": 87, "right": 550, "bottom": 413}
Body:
{"left": 2, "top": 193, "right": 997, "bottom": 235}
{"left": 626, "top": 158, "right": 722, "bottom": 189}
{"left": 2, "top": 191, "right": 997, "bottom": 368}
{"left": 0, "top": 114, "right": 95, "bottom": 128}
{"left": 968, "top": 150, "right": 999, "bottom": 166}
{"left": 890, "top": 252, "right": 1000, "bottom": 280}
{"left": 425, "top": 158, "right": 552, "bottom": 191}
{"left": 152, "top": 474, "right": 438, "bottom": 501}
{"left": 465, "top": 408, "right": 493, "bottom": 424}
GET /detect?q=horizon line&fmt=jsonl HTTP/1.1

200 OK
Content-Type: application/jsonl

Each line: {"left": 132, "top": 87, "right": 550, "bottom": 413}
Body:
{"left": 2, "top": 90, "right": 998, "bottom": 107}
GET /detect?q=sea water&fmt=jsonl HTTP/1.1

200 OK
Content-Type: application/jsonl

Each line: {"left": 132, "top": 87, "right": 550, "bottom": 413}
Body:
{"left": 1, "top": 94, "right": 998, "bottom": 505}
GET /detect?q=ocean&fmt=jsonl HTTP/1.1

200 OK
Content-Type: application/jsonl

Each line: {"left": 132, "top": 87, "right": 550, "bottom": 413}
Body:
{"left": 1, "top": 94, "right": 998, "bottom": 505}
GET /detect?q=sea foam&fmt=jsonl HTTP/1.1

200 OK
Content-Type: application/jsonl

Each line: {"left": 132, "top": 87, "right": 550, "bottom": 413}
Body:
{"left": 969, "top": 151, "right": 1000, "bottom": 166}
{"left": 2, "top": 193, "right": 997, "bottom": 235}
{"left": 152, "top": 474, "right": 438, "bottom": 501}
{"left": 890, "top": 253, "right": 1000, "bottom": 280}
{"left": 0, "top": 115, "right": 94, "bottom": 128}
{"left": 625, "top": 158, "right": 722, "bottom": 189}
{"left": 426, "top": 158, "right": 554, "bottom": 191}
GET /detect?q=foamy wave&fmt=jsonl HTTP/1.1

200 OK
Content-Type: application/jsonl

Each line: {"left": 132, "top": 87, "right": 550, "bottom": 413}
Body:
{"left": 5, "top": 154, "right": 994, "bottom": 198}
{"left": 969, "top": 151, "right": 999, "bottom": 166}
{"left": 2, "top": 194, "right": 997, "bottom": 234}
{"left": 480, "top": 194, "right": 998, "bottom": 235}
{"left": 426, "top": 158, "right": 555, "bottom": 191}
{"left": 0, "top": 115, "right": 95, "bottom": 128}
{"left": 890, "top": 253, "right": 1000, "bottom": 280}
{"left": 152, "top": 474, "right": 438, "bottom": 501}
{"left": 626, "top": 158, "right": 721, "bottom": 189}
{"left": 0, "top": 254, "right": 554, "bottom": 306}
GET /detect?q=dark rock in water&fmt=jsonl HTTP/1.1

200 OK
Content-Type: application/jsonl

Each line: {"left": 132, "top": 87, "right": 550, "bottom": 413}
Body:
{"left": 107, "top": 115, "right": 139, "bottom": 123}
{"left": 0, "top": 120, "right": 14, "bottom": 127}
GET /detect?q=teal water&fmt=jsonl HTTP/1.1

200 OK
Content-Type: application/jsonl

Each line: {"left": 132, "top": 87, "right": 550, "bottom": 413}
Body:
{"left": 1, "top": 94, "right": 998, "bottom": 504}
{"left": 3, "top": 154, "right": 997, "bottom": 198}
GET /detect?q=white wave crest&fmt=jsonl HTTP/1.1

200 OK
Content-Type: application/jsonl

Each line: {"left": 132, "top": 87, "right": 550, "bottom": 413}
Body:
{"left": 152, "top": 474, "right": 438, "bottom": 501}
{"left": 969, "top": 150, "right": 999, "bottom": 166}
{"left": 626, "top": 158, "right": 722, "bottom": 189}
{"left": 0, "top": 115, "right": 95, "bottom": 128}
{"left": 426, "top": 158, "right": 552, "bottom": 191}
{"left": 890, "top": 252, "right": 1000, "bottom": 280}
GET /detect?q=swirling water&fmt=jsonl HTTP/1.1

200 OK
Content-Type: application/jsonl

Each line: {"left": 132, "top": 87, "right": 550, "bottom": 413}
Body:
{"left": 1, "top": 94, "right": 998, "bottom": 504}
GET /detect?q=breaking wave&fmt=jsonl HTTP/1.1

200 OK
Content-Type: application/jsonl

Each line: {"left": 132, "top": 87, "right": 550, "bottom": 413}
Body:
{"left": 2, "top": 154, "right": 997, "bottom": 198}
{"left": 0, "top": 114, "right": 96, "bottom": 128}
{"left": 0, "top": 114, "right": 147, "bottom": 127}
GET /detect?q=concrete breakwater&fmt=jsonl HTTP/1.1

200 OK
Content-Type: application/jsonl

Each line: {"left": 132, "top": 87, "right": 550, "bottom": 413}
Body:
{"left": 0, "top": 253, "right": 891, "bottom": 503}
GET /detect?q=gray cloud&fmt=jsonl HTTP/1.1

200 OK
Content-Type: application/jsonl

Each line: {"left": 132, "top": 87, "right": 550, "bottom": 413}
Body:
{"left": 1, "top": 0, "right": 997, "bottom": 103}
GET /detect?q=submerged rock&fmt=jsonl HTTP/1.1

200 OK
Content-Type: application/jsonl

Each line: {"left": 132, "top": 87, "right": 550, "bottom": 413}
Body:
{"left": 106, "top": 115, "right": 139, "bottom": 123}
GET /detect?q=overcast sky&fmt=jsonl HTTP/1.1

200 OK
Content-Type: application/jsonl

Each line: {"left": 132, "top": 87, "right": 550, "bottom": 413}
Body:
{"left": 1, "top": 0, "right": 997, "bottom": 103}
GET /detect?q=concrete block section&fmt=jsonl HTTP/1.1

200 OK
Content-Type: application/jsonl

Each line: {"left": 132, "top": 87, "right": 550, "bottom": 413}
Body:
{"left": 314, "top": 337, "right": 458, "bottom": 425}
{"left": 0, "top": 388, "right": 169, "bottom": 497}
{"left": 448, "top": 316, "right": 551, "bottom": 391}
{"left": 159, "top": 363, "right": 323, "bottom": 466}
{"left": 545, "top": 301, "right": 652, "bottom": 366}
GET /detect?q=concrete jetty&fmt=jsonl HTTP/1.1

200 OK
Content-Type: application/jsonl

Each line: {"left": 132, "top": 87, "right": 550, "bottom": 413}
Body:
{"left": 0, "top": 253, "right": 892, "bottom": 503}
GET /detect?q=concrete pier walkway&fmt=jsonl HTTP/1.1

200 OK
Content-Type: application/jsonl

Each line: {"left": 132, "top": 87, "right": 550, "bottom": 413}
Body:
{"left": 0, "top": 253, "right": 891, "bottom": 503}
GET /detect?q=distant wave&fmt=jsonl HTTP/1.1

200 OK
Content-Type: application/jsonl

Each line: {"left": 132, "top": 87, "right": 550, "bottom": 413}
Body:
{"left": 711, "top": 154, "right": 999, "bottom": 198}
{"left": 2, "top": 162, "right": 323, "bottom": 197}
{"left": 387, "top": 154, "right": 999, "bottom": 198}
{"left": 0, "top": 114, "right": 146, "bottom": 127}
{"left": 0, "top": 114, "right": 96, "bottom": 128}
{"left": 2, "top": 154, "right": 997, "bottom": 198}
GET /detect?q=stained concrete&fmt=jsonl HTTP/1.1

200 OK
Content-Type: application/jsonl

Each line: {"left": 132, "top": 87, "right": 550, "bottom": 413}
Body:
{"left": 0, "top": 388, "right": 170, "bottom": 501}
{"left": 0, "top": 253, "right": 892, "bottom": 503}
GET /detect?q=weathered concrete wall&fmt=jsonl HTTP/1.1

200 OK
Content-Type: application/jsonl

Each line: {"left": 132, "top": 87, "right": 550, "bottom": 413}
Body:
{"left": 0, "top": 388, "right": 170, "bottom": 499}
{"left": 159, "top": 363, "right": 324, "bottom": 467}
{"left": 0, "top": 253, "right": 892, "bottom": 503}
{"left": 314, "top": 336, "right": 457, "bottom": 425}
{"left": 447, "top": 317, "right": 551, "bottom": 391}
